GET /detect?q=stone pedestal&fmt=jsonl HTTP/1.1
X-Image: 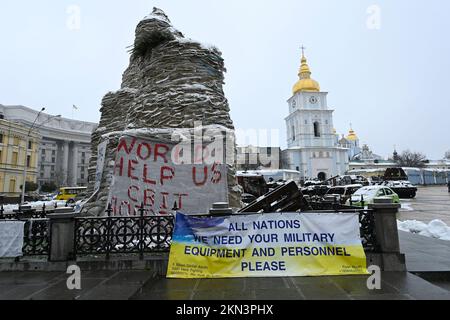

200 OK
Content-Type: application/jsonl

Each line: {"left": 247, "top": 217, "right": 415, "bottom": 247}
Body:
{"left": 48, "top": 212, "right": 76, "bottom": 262}
{"left": 368, "top": 201, "right": 406, "bottom": 272}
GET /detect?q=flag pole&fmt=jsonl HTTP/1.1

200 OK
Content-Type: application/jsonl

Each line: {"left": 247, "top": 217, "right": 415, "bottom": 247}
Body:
{"left": 72, "top": 105, "right": 78, "bottom": 119}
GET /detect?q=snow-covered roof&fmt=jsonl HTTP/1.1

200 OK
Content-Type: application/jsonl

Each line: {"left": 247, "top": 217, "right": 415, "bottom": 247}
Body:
{"left": 329, "top": 184, "right": 363, "bottom": 188}
{"left": 358, "top": 185, "right": 385, "bottom": 191}
{"left": 237, "top": 169, "right": 300, "bottom": 176}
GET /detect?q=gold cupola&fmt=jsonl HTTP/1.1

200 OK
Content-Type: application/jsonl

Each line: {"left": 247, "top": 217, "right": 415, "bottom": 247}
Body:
{"left": 292, "top": 50, "right": 321, "bottom": 94}
{"left": 346, "top": 128, "right": 359, "bottom": 141}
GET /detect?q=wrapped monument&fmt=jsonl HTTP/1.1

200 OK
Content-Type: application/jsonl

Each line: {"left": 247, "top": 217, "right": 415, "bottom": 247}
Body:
{"left": 83, "top": 8, "right": 241, "bottom": 216}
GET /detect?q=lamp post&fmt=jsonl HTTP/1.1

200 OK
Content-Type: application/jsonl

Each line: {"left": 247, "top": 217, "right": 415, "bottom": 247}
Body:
{"left": 21, "top": 109, "right": 61, "bottom": 205}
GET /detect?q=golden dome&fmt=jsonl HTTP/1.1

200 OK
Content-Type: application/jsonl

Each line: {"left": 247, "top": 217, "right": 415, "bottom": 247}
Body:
{"left": 293, "top": 54, "right": 320, "bottom": 94}
{"left": 346, "top": 129, "right": 358, "bottom": 141}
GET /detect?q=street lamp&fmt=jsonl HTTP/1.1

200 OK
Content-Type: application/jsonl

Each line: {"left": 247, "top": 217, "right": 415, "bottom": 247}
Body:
{"left": 20, "top": 109, "right": 62, "bottom": 205}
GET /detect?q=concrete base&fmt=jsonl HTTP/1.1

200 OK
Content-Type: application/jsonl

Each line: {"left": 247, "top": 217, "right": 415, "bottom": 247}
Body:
{"left": 0, "top": 270, "right": 449, "bottom": 300}
{"left": 366, "top": 253, "right": 407, "bottom": 272}
{"left": 47, "top": 213, "right": 77, "bottom": 262}
{"left": 3, "top": 252, "right": 408, "bottom": 275}
{"left": 0, "top": 255, "right": 169, "bottom": 275}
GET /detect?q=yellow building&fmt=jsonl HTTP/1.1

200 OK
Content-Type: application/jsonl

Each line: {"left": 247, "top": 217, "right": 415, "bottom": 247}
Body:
{"left": 0, "top": 119, "right": 40, "bottom": 198}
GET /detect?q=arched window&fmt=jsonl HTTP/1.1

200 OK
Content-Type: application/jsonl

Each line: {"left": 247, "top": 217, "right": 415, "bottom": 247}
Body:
{"left": 314, "top": 122, "right": 321, "bottom": 137}
{"left": 318, "top": 172, "right": 327, "bottom": 181}
{"left": 292, "top": 126, "right": 295, "bottom": 141}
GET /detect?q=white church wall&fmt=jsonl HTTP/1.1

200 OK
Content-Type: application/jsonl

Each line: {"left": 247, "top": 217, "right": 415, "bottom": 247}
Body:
{"left": 284, "top": 53, "right": 350, "bottom": 180}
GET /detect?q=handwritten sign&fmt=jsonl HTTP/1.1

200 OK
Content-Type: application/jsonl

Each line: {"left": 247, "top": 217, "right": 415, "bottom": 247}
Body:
{"left": 108, "top": 136, "right": 228, "bottom": 216}
{"left": 167, "top": 212, "right": 368, "bottom": 278}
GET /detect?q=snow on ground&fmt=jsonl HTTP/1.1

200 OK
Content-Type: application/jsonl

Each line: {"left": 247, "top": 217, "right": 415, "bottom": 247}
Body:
{"left": 2, "top": 200, "right": 67, "bottom": 213}
{"left": 400, "top": 202, "right": 414, "bottom": 212}
{"left": 398, "top": 219, "right": 450, "bottom": 241}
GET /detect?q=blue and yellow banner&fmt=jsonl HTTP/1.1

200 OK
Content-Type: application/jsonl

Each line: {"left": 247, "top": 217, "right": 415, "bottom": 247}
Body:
{"left": 167, "top": 212, "right": 368, "bottom": 278}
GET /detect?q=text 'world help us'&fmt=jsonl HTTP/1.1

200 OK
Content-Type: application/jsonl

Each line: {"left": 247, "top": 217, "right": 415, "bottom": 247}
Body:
{"left": 111, "top": 138, "right": 223, "bottom": 215}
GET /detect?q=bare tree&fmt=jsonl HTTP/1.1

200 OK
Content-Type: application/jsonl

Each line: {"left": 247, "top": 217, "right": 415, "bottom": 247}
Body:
{"left": 395, "top": 150, "right": 427, "bottom": 168}
{"left": 445, "top": 150, "right": 450, "bottom": 160}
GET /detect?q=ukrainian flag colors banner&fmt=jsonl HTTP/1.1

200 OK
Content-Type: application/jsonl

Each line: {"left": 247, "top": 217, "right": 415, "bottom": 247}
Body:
{"left": 167, "top": 212, "right": 368, "bottom": 278}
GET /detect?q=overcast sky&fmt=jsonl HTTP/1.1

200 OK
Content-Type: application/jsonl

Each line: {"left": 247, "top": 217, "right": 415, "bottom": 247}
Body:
{"left": 1, "top": 0, "right": 449, "bottom": 159}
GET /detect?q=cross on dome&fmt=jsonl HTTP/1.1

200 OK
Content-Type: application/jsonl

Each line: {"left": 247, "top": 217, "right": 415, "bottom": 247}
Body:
{"left": 300, "top": 45, "right": 306, "bottom": 57}
{"left": 292, "top": 45, "right": 320, "bottom": 94}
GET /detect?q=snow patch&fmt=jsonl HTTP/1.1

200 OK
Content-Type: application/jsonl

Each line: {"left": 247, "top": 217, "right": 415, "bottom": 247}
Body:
{"left": 175, "top": 37, "right": 218, "bottom": 52}
{"left": 398, "top": 219, "right": 450, "bottom": 241}
{"left": 400, "top": 203, "right": 414, "bottom": 212}
{"left": 142, "top": 9, "right": 171, "bottom": 24}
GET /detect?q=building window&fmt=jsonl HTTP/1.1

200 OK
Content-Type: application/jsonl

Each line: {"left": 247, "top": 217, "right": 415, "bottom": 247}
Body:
{"left": 0, "top": 150, "right": 2, "bottom": 163}
{"left": 314, "top": 122, "right": 321, "bottom": 138}
{"left": 292, "top": 126, "right": 295, "bottom": 141}
{"left": 52, "top": 150, "right": 55, "bottom": 156}
{"left": 13, "top": 137, "right": 20, "bottom": 146}
{"left": 27, "top": 155, "right": 31, "bottom": 168}
{"left": 12, "top": 152, "right": 18, "bottom": 166}
{"left": 28, "top": 141, "right": 32, "bottom": 150}
{"left": 81, "top": 173, "right": 85, "bottom": 180}
{"left": 41, "top": 149, "right": 45, "bottom": 155}
{"left": 9, "top": 179, "right": 16, "bottom": 193}
{"left": 51, "top": 165, "right": 55, "bottom": 171}
{"left": 0, "top": 134, "right": 3, "bottom": 144}
{"left": 52, "top": 157, "right": 55, "bottom": 163}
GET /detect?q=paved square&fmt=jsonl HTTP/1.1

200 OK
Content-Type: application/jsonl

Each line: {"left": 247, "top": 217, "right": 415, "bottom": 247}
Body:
{"left": 398, "top": 186, "right": 450, "bottom": 224}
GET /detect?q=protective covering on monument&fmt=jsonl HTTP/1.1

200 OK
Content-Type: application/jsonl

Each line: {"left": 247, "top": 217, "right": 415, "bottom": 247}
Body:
{"left": 83, "top": 8, "right": 240, "bottom": 216}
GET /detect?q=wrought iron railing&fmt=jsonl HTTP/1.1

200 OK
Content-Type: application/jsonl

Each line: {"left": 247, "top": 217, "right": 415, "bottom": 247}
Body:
{"left": 73, "top": 204, "right": 379, "bottom": 259}
{"left": 1, "top": 202, "right": 377, "bottom": 259}
{"left": 74, "top": 205, "right": 175, "bottom": 259}
{"left": 0, "top": 205, "right": 52, "bottom": 257}
{"left": 358, "top": 209, "right": 379, "bottom": 252}
{"left": 22, "top": 219, "right": 50, "bottom": 256}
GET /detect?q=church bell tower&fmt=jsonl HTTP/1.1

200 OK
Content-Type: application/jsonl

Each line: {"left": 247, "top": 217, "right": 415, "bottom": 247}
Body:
{"left": 284, "top": 47, "right": 349, "bottom": 180}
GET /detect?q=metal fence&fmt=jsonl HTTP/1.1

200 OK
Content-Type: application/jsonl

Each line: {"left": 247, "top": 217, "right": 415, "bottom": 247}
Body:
{"left": 0, "top": 205, "right": 52, "bottom": 257}
{"left": 73, "top": 205, "right": 379, "bottom": 259}
{"left": 2, "top": 202, "right": 379, "bottom": 259}
{"left": 22, "top": 219, "right": 50, "bottom": 256}
{"left": 74, "top": 205, "right": 175, "bottom": 259}
{"left": 358, "top": 209, "right": 379, "bottom": 252}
